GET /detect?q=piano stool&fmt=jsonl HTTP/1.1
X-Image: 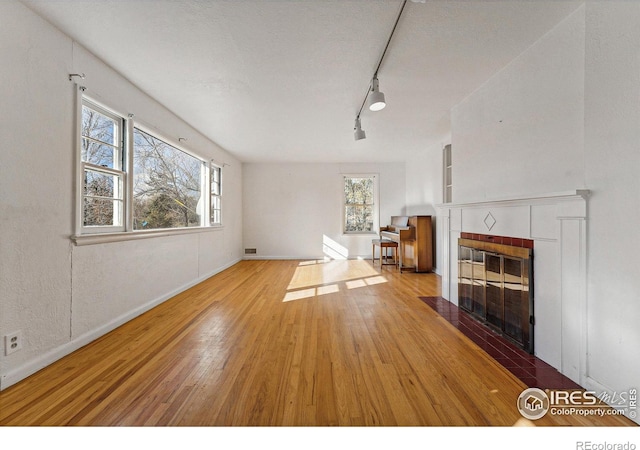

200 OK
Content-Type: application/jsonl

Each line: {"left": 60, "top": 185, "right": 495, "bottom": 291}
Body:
{"left": 371, "top": 239, "right": 399, "bottom": 269}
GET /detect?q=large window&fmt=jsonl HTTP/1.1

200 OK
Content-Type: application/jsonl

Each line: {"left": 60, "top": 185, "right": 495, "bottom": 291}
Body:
{"left": 133, "top": 128, "right": 204, "bottom": 230}
{"left": 343, "top": 174, "right": 378, "bottom": 234}
{"left": 77, "top": 95, "right": 222, "bottom": 237}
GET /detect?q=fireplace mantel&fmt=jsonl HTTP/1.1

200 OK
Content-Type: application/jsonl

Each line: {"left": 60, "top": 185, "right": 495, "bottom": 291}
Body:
{"left": 437, "top": 189, "right": 590, "bottom": 210}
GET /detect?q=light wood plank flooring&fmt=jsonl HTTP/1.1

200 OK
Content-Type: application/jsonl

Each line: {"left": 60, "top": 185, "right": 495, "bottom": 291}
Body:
{"left": 0, "top": 260, "right": 635, "bottom": 426}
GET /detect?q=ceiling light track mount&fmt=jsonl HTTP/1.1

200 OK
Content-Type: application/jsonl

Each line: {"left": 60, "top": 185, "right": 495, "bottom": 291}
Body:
{"left": 353, "top": 0, "right": 408, "bottom": 140}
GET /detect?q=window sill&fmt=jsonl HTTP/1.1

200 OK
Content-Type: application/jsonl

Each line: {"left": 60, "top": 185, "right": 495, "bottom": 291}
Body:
{"left": 342, "top": 231, "right": 378, "bottom": 237}
{"left": 72, "top": 226, "right": 224, "bottom": 246}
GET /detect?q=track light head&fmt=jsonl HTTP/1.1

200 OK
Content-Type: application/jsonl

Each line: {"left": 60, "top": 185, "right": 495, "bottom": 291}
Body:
{"left": 354, "top": 117, "right": 366, "bottom": 141}
{"left": 368, "top": 77, "right": 386, "bottom": 111}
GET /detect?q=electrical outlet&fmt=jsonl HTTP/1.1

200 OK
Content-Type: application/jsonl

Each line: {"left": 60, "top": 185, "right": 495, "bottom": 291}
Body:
{"left": 5, "top": 331, "right": 23, "bottom": 356}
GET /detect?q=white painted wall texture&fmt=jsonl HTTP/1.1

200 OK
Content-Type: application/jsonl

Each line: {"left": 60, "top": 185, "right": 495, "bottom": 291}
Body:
{"left": 583, "top": 1, "right": 640, "bottom": 402}
{"left": 405, "top": 140, "right": 447, "bottom": 275}
{"left": 242, "top": 162, "right": 406, "bottom": 260}
{"left": 0, "top": 1, "right": 242, "bottom": 389}
{"left": 452, "top": 5, "right": 586, "bottom": 203}
{"left": 444, "top": 3, "right": 640, "bottom": 424}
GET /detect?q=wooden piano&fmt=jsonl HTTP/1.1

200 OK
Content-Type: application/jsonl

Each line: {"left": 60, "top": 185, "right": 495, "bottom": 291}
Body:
{"left": 380, "top": 215, "right": 433, "bottom": 272}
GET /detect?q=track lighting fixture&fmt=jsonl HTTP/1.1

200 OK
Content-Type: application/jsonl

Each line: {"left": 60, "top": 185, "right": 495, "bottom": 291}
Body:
{"left": 368, "top": 76, "right": 386, "bottom": 111}
{"left": 354, "top": 117, "right": 366, "bottom": 141}
{"left": 353, "top": 0, "right": 407, "bottom": 140}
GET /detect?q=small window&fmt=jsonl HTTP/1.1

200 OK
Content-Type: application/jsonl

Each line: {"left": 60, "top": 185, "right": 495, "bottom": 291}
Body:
{"left": 80, "top": 101, "right": 125, "bottom": 232}
{"left": 443, "top": 144, "right": 452, "bottom": 203}
{"left": 343, "top": 174, "right": 378, "bottom": 234}
{"left": 210, "top": 163, "right": 222, "bottom": 226}
{"left": 132, "top": 128, "right": 204, "bottom": 230}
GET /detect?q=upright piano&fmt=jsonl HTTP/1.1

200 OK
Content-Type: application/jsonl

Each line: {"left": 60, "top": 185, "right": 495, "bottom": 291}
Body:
{"left": 380, "top": 215, "right": 433, "bottom": 272}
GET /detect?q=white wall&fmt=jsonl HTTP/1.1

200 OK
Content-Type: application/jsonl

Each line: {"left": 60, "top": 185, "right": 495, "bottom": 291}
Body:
{"left": 0, "top": 0, "right": 242, "bottom": 389}
{"left": 445, "top": 2, "right": 640, "bottom": 424}
{"left": 583, "top": 1, "right": 640, "bottom": 403}
{"left": 452, "top": 5, "right": 586, "bottom": 203}
{"left": 405, "top": 140, "right": 448, "bottom": 275}
{"left": 243, "top": 162, "right": 405, "bottom": 259}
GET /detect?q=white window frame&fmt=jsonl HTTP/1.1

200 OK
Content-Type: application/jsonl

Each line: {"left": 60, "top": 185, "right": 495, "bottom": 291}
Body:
{"left": 73, "top": 87, "right": 223, "bottom": 244}
{"left": 342, "top": 173, "right": 379, "bottom": 235}
{"left": 76, "top": 95, "right": 127, "bottom": 235}
{"left": 210, "top": 162, "right": 222, "bottom": 226}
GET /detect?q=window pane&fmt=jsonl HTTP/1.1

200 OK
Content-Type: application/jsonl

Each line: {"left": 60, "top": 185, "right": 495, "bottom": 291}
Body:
{"left": 83, "top": 198, "right": 122, "bottom": 226}
{"left": 211, "top": 166, "right": 221, "bottom": 195}
{"left": 211, "top": 195, "right": 221, "bottom": 225}
{"left": 82, "top": 105, "right": 116, "bottom": 146}
{"left": 133, "top": 128, "right": 203, "bottom": 230}
{"left": 212, "top": 166, "right": 220, "bottom": 183}
{"left": 211, "top": 208, "right": 221, "bottom": 225}
{"left": 84, "top": 169, "right": 117, "bottom": 198}
{"left": 82, "top": 138, "right": 117, "bottom": 168}
{"left": 344, "top": 177, "right": 373, "bottom": 205}
{"left": 345, "top": 205, "right": 373, "bottom": 232}
{"left": 344, "top": 176, "right": 375, "bottom": 233}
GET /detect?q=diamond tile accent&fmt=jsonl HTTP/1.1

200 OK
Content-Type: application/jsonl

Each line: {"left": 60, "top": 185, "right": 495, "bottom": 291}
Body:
{"left": 484, "top": 212, "right": 496, "bottom": 231}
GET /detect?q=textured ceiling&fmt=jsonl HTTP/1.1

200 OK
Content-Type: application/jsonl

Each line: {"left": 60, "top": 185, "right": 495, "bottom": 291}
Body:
{"left": 22, "top": 0, "right": 583, "bottom": 163}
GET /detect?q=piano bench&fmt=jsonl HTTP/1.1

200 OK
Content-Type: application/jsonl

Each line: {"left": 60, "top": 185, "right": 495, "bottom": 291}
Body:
{"left": 372, "top": 239, "right": 399, "bottom": 269}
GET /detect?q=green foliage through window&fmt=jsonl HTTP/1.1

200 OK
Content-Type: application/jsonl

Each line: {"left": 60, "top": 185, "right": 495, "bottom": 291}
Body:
{"left": 79, "top": 97, "right": 222, "bottom": 234}
{"left": 133, "top": 128, "right": 203, "bottom": 230}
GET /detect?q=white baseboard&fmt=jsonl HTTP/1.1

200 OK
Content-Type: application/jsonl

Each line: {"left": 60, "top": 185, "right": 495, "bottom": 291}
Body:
{"left": 242, "top": 255, "right": 374, "bottom": 261}
{"left": 0, "top": 258, "right": 241, "bottom": 391}
{"left": 584, "top": 375, "right": 639, "bottom": 425}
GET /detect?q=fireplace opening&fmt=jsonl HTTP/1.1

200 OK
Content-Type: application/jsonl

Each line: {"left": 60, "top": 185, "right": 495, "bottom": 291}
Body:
{"left": 458, "top": 234, "right": 534, "bottom": 353}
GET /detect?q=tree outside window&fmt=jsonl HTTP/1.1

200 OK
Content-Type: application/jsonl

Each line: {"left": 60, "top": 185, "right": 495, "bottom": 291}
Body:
{"left": 78, "top": 96, "right": 221, "bottom": 236}
{"left": 343, "top": 175, "right": 378, "bottom": 234}
{"left": 132, "top": 128, "right": 203, "bottom": 230}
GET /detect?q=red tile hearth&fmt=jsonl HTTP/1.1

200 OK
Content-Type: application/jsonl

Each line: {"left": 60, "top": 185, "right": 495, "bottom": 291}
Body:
{"left": 419, "top": 296, "right": 581, "bottom": 390}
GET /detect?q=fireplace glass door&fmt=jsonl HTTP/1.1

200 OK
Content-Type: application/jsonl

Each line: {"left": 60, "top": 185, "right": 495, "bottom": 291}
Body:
{"left": 485, "top": 253, "right": 503, "bottom": 331}
{"left": 457, "top": 240, "right": 533, "bottom": 353}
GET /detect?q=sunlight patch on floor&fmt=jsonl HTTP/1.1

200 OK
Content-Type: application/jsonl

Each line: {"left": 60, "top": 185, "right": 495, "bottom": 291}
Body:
{"left": 287, "top": 259, "right": 379, "bottom": 291}
{"left": 283, "top": 259, "right": 388, "bottom": 302}
{"left": 345, "top": 279, "right": 367, "bottom": 289}
{"left": 283, "top": 284, "right": 341, "bottom": 302}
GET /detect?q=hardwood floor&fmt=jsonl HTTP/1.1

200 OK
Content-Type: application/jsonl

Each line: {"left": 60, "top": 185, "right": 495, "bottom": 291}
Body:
{"left": 0, "top": 259, "right": 635, "bottom": 426}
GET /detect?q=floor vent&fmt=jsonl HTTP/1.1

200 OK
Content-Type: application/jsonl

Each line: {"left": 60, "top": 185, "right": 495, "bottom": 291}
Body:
{"left": 244, "top": 248, "right": 257, "bottom": 255}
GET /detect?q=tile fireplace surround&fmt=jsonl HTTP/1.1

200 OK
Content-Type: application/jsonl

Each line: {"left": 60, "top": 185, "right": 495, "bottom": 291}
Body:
{"left": 437, "top": 190, "right": 589, "bottom": 387}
